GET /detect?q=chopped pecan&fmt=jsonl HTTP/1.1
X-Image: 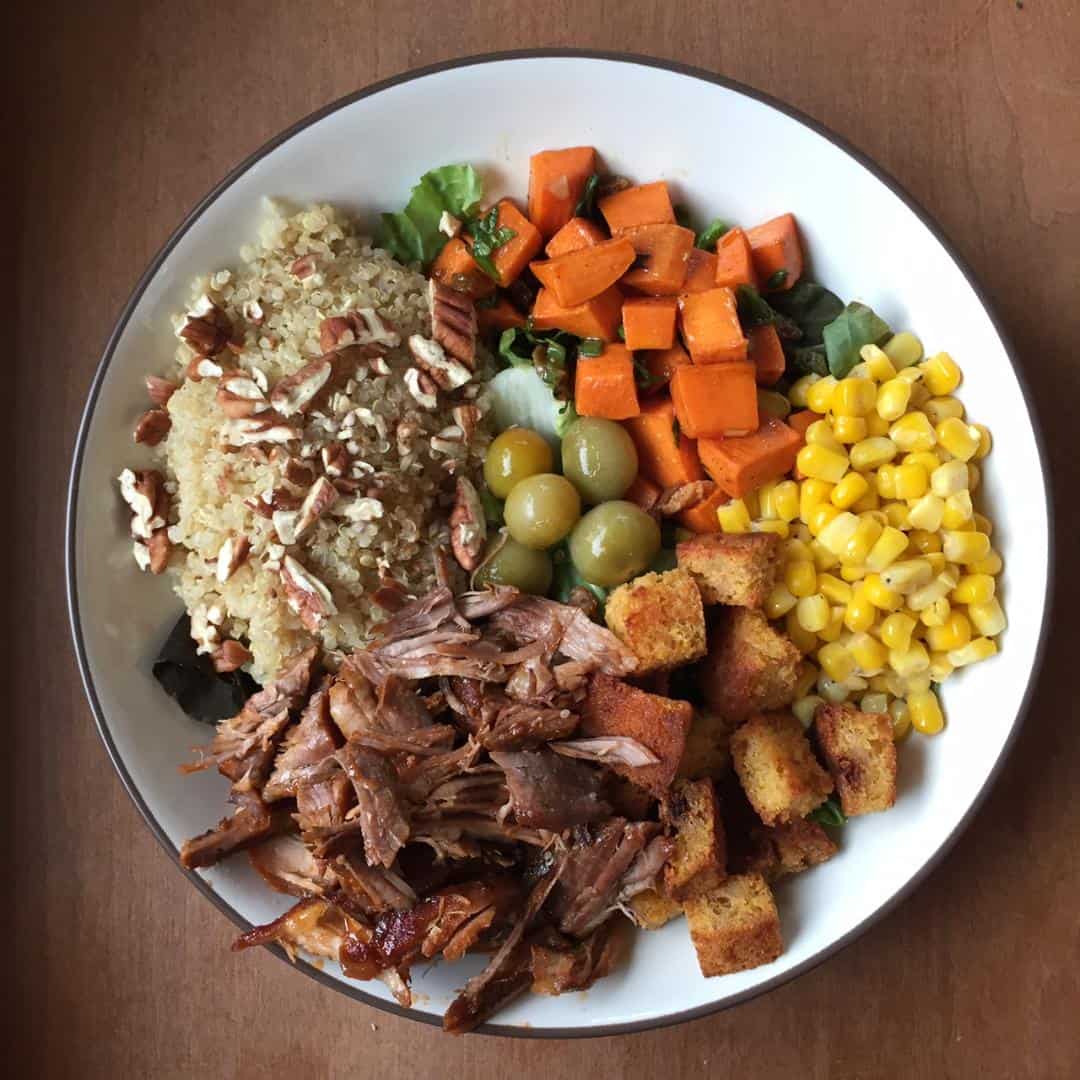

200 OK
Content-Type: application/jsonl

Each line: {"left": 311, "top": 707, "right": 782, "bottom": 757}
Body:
{"left": 133, "top": 408, "right": 171, "bottom": 446}
{"left": 320, "top": 443, "right": 349, "bottom": 478}
{"left": 223, "top": 415, "right": 300, "bottom": 447}
{"left": 296, "top": 476, "right": 338, "bottom": 537}
{"left": 215, "top": 534, "right": 251, "bottom": 583}
{"left": 655, "top": 481, "right": 718, "bottom": 516}
{"left": 212, "top": 639, "right": 253, "bottom": 673}
{"left": 145, "top": 375, "right": 178, "bottom": 406}
{"left": 429, "top": 280, "right": 477, "bottom": 369}
{"left": 403, "top": 368, "right": 438, "bottom": 410}
{"left": 147, "top": 528, "right": 170, "bottom": 574}
{"left": 449, "top": 477, "right": 486, "bottom": 573}
{"left": 217, "top": 371, "right": 270, "bottom": 418}
{"left": 282, "top": 458, "right": 316, "bottom": 488}
{"left": 269, "top": 357, "right": 333, "bottom": 417}
{"left": 118, "top": 468, "right": 166, "bottom": 538}
{"left": 280, "top": 555, "right": 337, "bottom": 630}
{"left": 407, "top": 334, "right": 472, "bottom": 390}
{"left": 350, "top": 308, "right": 400, "bottom": 348}
{"left": 291, "top": 254, "right": 317, "bottom": 280}
{"left": 396, "top": 421, "right": 420, "bottom": 455}
{"left": 178, "top": 297, "right": 233, "bottom": 356}
{"left": 273, "top": 510, "right": 300, "bottom": 545}
{"left": 243, "top": 300, "right": 265, "bottom": 325}
{"left": 186, "top": 356, "right": 226, "bottom": 381}
{"left": 451, "top": 405, "right": 481, "bottom": 444}
{"left": 319, "top": 316, "right": 356, "bottom": 353}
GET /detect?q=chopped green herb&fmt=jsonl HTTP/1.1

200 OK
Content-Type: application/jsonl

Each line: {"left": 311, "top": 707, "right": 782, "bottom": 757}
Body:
{"left": 672, "top": 417, "right": 682, "bottom": 446}
{"left": 573, "top": 173, "right": 601, "bottom": 220}
{"left": 735, "top": 284, "right": 801, "bottom": 339}
{"left": 617, "top": 324, "right": 626, "bottom": 341}
{"left": 822, "top": 301, "right": 891, "bottom": 378}
{"left": 467, "top": 205, "right": 516, "bottom": 281}
{"left": 766, "top": 269, "right": 789, "bottom": 289}
{"left": 578, "top": 337, "right": 605, "bottom": 357}
{"left": 808, "top": 796, "right": 847, "bottom": 828}
{"left": 787, "top": 344, "right": 830, "bottom": 378}
{"left": 474, "top": 293, "right": 499, "bottom": 310}
{"left": 632, "top": 354, "right": 664, "bottom": 391}
{"left": 695, "top": 218, "right": 731, "bottom": 250}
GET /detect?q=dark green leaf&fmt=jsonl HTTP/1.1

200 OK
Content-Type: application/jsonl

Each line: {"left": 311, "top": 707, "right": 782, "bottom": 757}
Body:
{"left": 787, "top": 344, "right": 830, "bottom": 378}
{"left": 498, "top": 327, "right": 535, "bottom": 369}
{"left": 769, "top": 281, "right": 845, "bottom": 347}
{"left": 573, "top": 173, "right": 601, "bottom": 220}
{"left": 822, "top": 301, "right": 892, "bottom": 378}
{"left": 479, "top": 489, "right": 504, "bottom": 527}
{"left": 633, "top": 354, "right": 664, "bottom": 392}
{"left": 617, "top": 324, "right": 626, "bottom": 341}
{"left": 735, "top": 284, "right": 780, "bottom": 329}
{"left": 579, "top": 337, "right": 605, "bottom": 357}
{"left": 551, "top": 542, "right": 608, "bottom": 616}
{"left": 376, "top": 164, "right": 484, "bottom": 266}
{"left": 808, "top": 796, "right": 847, "bottom": 828}
{"left": 467, "top": 205, "right": 516, "bottom": 281}
{"left": 766, "top": 269, "right": 789, "bottom": 290}
{"left": 696, "top": 218, "right": 731, "bottom": 250}
{"left": 672, "top": 417, "right": 681, "bottom": 446}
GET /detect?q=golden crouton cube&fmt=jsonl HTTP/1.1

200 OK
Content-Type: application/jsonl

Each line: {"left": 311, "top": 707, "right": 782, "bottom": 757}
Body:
{"left": 581, "top": 673, "right": 692, "bottom": 798}
{"left": 701, "top": 608, "right": 801, "bottom": 721}
{"left": 663, "top": 778, "right": 726, "bottom": 899}
{"left": 604, "top": 569, "right": 707, "bottom": 674}
{"left": 766, "top": 819, "right": 838, "bottom": 879}
{"left": 731, "top": 712, "right": 834, "bottom": 826}
{"left": 677, "top": 710, "right": 741, "bottom": 780}
{"left": 813, "top": 703, "right": 897, "bottom": 816}
{"left": 676, "top": 532, "right": 781, "bottom": 607}
{"left": 684, "top": 873, "right": 783, "bottom": 977}
{"left": 628, "top": 889, "right": 684, "bottom": 930}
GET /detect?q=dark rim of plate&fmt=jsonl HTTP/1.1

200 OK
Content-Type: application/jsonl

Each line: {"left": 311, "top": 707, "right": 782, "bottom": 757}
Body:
{"left": 65, "top": 49, "right": 1056, "bottom": 1039}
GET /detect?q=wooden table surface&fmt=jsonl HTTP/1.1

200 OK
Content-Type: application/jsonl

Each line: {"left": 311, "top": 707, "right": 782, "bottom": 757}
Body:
{"left": 15, "top": 1, "right": 1079, "bottom": 1076}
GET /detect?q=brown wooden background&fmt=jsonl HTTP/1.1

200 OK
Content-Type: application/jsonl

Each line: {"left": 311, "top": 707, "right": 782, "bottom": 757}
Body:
{"left": 14, "top": 1, "right": 1080, "bottom": 1077}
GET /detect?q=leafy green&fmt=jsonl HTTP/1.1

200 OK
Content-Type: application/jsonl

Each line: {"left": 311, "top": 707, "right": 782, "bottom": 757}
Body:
{"left": 735, "top": 284, "right": 778, "bottom": 328}
{"left": 573, "top": 174, "right": 601, "bottom": 220}
{"left": 822, "top": 301, "right": 892, "bottom": 378}
{"left": 377, "top": 164, "right": 484, "bottom": 266}
{"left": 808, "top": 796, "right": 847, "bottom": 828}
{"left": 498, "top": 326, "right": 574, "bottom": 400}
{"left": 578, "top": 337, "right": 605, "bottom": 357}
{"left": 766, "top": 269, "right": 788, "bottom": 290}
{"left": 480, "top": 489, "right": 504, "bottom": 527}
{"left": 554, "top": 399, "right": 579, "bottom": 439}
{"left": 617, "top": 324, "right": 626, "bottom": 341}
{"left": 633, "top": 353, "right": 664, "bottom": 392}
{"left": 696, "top": 218, "right": 731, "bottom": 250}
{"left": 769, "top": 281, "right": 845, "bottom": 347}
{"left": 551, "top": 543, "right": 608, "bottom": 615}
{"left": 467, "top": 205, "right": 516, "bottom": 280}
{"left": 672, "top": 417, "right": 682, "bottom": 446}
{"left": 788, "top": 344, "right": 829, "bottom": 378}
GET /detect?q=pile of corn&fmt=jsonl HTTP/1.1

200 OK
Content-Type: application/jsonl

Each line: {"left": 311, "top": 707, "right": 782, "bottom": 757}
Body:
{"left": 720, "top": 332, "right": 1004, "bottom": 738}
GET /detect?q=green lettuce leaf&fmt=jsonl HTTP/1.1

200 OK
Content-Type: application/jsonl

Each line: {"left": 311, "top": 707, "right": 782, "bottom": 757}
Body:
{"left": 822, "top": 301, "right": 891, "bottom": 378}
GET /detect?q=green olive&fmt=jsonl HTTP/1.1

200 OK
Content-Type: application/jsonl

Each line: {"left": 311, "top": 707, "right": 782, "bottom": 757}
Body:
{"left": 474, "top": 534, "right": 553, "bottom": 595}
{"left": 483, "top": 427, "right": 554, "bottom": 499}
{"left": 568, "top": 500, "right": 662, "bottom": 587}
{"left": 504, "top": 473, "right": 582, "bottom": 550}
{"left": 560, "top": 417, "right": 639, "bottom": 504}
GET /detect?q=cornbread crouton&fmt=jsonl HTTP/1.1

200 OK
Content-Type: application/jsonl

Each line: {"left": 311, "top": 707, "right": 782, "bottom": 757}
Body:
{"left": 662, "top": 778, "right": 726, "bottom": 899}
{"left": 768, "top": 818, "right": 838, "bottom": 877}
{"left": 813, "top": 704, "right": 897, "bottom": 816}
{"left": 701, "top": 608, "right": 801, "bottom": 720}
{"left": 606, "top": 773, "right": 656, "bottom": 821}
{"left": 581, "top": 673, "right": 692, "bottom": 798}
{"left": 676, "top": 532, "right": 780, "bottom": 607}
{"left": 628, "top": 889, "right": 684, "bottom": 930}
{"left": 604, "top": 569, "right": 707, "bottom": 673}
{"left": 677, "top": 710, "right": 741, "bottom": 780}
{"left": 730, "top": 712, "right": 834, "bottom": 826}
{"left": 684, "top": 873, "right": 782, "bottom": 976}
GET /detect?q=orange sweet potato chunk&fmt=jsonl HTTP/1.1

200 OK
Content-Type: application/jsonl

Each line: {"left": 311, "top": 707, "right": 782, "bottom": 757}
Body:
{"left": 528, "top": 147, "right": 598, "bottom": 238}
{"left": 679, "top": 287, "right": 748, "bottom": 364}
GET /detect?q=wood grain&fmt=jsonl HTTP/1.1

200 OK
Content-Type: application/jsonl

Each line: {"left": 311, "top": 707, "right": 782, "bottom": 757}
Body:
{"left": 13, "top": 1, "right": 1079, "bottom": 1077}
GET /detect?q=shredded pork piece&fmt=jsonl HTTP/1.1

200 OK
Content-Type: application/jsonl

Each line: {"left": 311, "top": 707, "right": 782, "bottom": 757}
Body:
{"left": 335, "top": 743, "right": 411, "bottom": 868}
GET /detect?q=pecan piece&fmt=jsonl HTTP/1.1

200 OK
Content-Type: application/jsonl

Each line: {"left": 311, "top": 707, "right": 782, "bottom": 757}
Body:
{"left": 269, "top": 357, "right": 333, "bottom": 417}
{"left": 429, "top": 280, "right": 477, "bottom": 369}
{"left": 451, "top": 405, "right": 481, "bottom": 444}
{"left": 215, "top": 534, "right": 251, "bottom": 583}
{"left": 282, "top": 457, "right": 316, "bottom": 488}
{"left": 145, "top": 375, "right": 178, "bottom": 406}
{"left": 212, "top": 639, "right": 253, "bottom": 673}
{"left": 223, "top": 415, "right": 300, "bottom": 447}
{"left": 186, "top": 356, "right": 226, "bottom": 381}
{"left": 280, "top": 555, "right": 337, "bottom": 630}
{"left": 291, "top": 254, "right": 317, "bottom": 280}
{"left": 147, "top": 528, "right": 171, "bottom": 574}
{"left": 178, "top": 297, "right": 233, "bottom": 356}
{"left": 403, "top": 368, "right": 438, "bottom": 410}
{"left": 407, "top": 334, "right": 472, "bottom": 391}
{"left": 217, "top": 371, "right": 270, "bottom": 418}
{"left": 295, "top": 476, "right": 338, "bottom": 538}
{"left": 449, "top": 477, "right": 487, "bottom": 572}
{"left": 133, "top": 408, "right": 171, "bottom": 446}
{"left": 319, "top": 316, "right": 356, "bottom": 353}
{"left": 118, "top": 468, "right": 167, "bottom": 538}
{"left": 655, "top": 481, "right": 718, "bottom": 516}
{"left": 320, "top": 443, "right": 349, "bottom": 478}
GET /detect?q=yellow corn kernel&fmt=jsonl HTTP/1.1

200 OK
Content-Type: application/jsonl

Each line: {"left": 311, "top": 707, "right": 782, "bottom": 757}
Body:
{"left": 952, "top": 573, "right": 995, "bottom": 605}
{"left": 865, "top": 526, "right": 908, "bottom": 572}
{"left": 847, "top": 361, "right": 871, "bottom": 381}
{"left": 785, "top": 611, "right": 819, "bottom": 654}
{"left": 844, "top": 584, "right": 877, "bottom": 632}
{"left": 757, "top": 481, "right": 778, "bottom": 520}
{"left": 864, "top": 412, "right": 891, "bottom": 437}
{"left": 845, "top": 516, "right": 883, "bottom": 564}
{"left": 897, "top": 365, "right": 924, "bottom": 384}
{"left": 929, "top": 652, "right": 955, "bottom": 681}
{"left": 875, "top": 378, "right": 911, "bottom": 422}
{"left": 882, "top": 501, "right": 910, "bottom": 530}
{"left": 860, "top": 691, "right": 890, "bottom": 715}
{"left": 873, "top": 464, "right": 896, "bottom": 500}
{"left": 806, "top": 374, "right": 838, "bottom": 414}
{"left": 764, "top": 582, "right": 798, "bottom": 619}
{"left": 753, "top": 519, "right": 790, "bottom": 538}
{"left": 941, "top": 491, "right": 973, "bottom": 530}
{"left": 817, "top": 573, "right": 852, "bottom": 605}
{"left": 972, "top": 423, "right": 992, "bottom": 459}
{"left": 717, "top": 499, "right": 752, "bottom": 533}
{"left": 817, "top": 674, "right": 850, "bottom": 704}
{"left": 839, "top": 562, "right": 867, "bottom": 583}
{"left": 816, "top": 510, "right": 861, "bottom": 555}
{"left": 850, "top": 436, "right": 899, "bottom": 471}
{"left": 920, "top": 596, "right": 951, "bottom": 628}
{"left": 833, "top": 415, "right": 868, "bottom": 444}
{"left": 907, "top": 528, "right": 942, "bottom": 554}
{"left": 889, "top": 412, "right": 937, "bottom": 452}
{"left": 784, "top": 559, "right": 818, "bottom": 598}
{"left": 936, "top": 417, "right": 980, "bottom": 461}
{"left": 969, "top": 598, "right": 1007, "bottom": 637}
{"left": 772, "top": 480, "right": 799, "bottom": 523}
{"left": 908, "top": 689, "right": 945, "bottom": 735}
{"left": 889, "top": 698, "right": 912, "bottom": 739}
{"left": 808, "top": 503, "right": 843, "bottom": 538}
{"left": 880, "top": 611, "right": 916, "bottom": 652}
{"left": 796, "top": 593, "right": 831, "bottom": 634}
{"left": 833, "top": 377, "right": 877, "bottom": 417}
{"left": 967, "top": 463, "right": 981, "bottom": 493}
{"left": 870, "top": 672, "right": 898, "bottom": 694}
{"left": 783, "top": 537, "right": 814, "bottom": 564}
{"left": 792, "top": 522, "right": 813, "bottom": 544}
{"left": 830, "top": 472, "right": 870, "bottom": 510}
{"left": 809, "top": 538, "right": 840, "bottom": 572}
{"left": 942, "top": 530, "right": 991, "bottom": 565}
{"left": 863, "top": 573, "right": 904, "bottom": 612}
{"left": 851, "top": 488, "right": 881, "bottom": 514}
{"left": 927, "top": 611, "right": 972, "bottom": 653}
{"left": 906, "top": 493, "right": 945, "bottom": 533}
{"left": 817, "top": 640, "right": 856, "bottom": 683}
{"left": 902, "top": 671, "right": 932, "bottom": 697}
{"left": 972, "top": 549, "right": 1003, "bottom": 576}
{"left": 930, "top": 460, "right": 968, "bottom": 497}
{"left": 889, "top": 640, "right": 930, "bottom": 678}
{"left": 948, "top": 637, "right": 998, "bottom": 667}
{"left": 818, "top": 606, "right": 846, "bottom": 644}
{"left": 973, "top": 513, "right": 993, "bottom": 536}
{"left": 850, "top": 632, "right": 889, "bottom": 674}
{"left": 903, "top": 450, "right": 941, "bottom": 471}
{"left": 789, "top": 374, "right": 820, "bottom": 409}
{"left": 806, "top": 419, "right": 844, "bottom": 452}
{"left": 757, "top": 388, "right": 791, "bottom": 420}
{"left": 908, "top": 568, "right": 959, "bottom": 612}
{"left": 859, "top": 344, "right": 896, "bottom": 382}
{"left": 792, "top": 694, "right": 825, "bottom": 728}
{"left": 893, "top": 463, "right": 929, "bottom": 500}
{"left": 797, "top": 444, "right": 850, "bottom": 484}
{"left": 922, "top": 352, "right": 962, "bottom": 395}
{"left": 925, "top": 553, "right": 946, "bottom": 575}
{"left": 742, "top": 490, "right": 761, "bottom": 520}
{"left": 793, "top": 661, "right": 820, "bottom": 700}
{"left": 881, "top": 558, "right": 933, "bottom": 594}
{"left": 798, "top": 478, "right": 833, "bottom": 523}
{"left": 883, "top": 331, "right": 923, "bottom": 369}
{"left": 921, "top": 396, "right": 964, "bottom": 426}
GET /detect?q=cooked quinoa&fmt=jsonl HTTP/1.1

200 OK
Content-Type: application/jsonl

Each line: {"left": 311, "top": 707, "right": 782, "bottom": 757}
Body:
{"left": 142, "top": 200, "right": 492, "bottom": 682}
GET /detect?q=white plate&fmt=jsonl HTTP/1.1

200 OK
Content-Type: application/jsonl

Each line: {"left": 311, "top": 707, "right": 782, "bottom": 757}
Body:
{"left": 66, "top": 52, "right": 1052, "bottom": 1036}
